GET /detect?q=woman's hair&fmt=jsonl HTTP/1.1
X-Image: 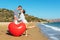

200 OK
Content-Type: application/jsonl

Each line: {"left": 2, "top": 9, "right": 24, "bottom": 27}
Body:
{"left": 23, "top": 9, "right": 25, "bottom": 14}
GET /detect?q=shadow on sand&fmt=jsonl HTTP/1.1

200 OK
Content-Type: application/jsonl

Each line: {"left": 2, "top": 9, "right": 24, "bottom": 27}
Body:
{"left": 6, "top": 30, "right": 26, "bottom": 36}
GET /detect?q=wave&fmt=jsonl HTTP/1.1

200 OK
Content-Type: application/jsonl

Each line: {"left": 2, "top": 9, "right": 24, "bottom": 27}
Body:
{"left": 50, "top": 36, "right": 59, "bottom": 40}
{"left": 41, "top": 23, "right": 60, "bottom": 31}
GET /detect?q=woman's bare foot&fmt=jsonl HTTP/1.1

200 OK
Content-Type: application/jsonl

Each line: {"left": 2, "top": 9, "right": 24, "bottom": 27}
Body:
{"left": 25, "top": 34, "right": 28, "bottom": 36}
{"left": 27, "top": 26, "right": 35, "bottom": 28}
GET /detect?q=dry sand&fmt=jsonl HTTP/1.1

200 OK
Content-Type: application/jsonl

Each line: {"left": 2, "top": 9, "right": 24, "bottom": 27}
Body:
{"left": 0, "top": 22, "right": 48, "bottom": 40}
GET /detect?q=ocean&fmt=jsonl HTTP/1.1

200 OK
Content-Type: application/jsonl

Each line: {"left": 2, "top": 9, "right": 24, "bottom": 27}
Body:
{"left": 37, "top": 22, "right": 60, "bottom": 40}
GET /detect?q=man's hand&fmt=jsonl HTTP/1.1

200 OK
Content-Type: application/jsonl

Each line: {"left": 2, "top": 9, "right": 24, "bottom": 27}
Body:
{"left": 14, "top": 16, "right": 18, "bottom": 20}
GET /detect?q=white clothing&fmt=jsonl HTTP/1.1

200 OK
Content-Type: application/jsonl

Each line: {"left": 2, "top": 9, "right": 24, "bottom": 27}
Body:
{"left": 18, "top": 13, "right": 28, "bottom": 23}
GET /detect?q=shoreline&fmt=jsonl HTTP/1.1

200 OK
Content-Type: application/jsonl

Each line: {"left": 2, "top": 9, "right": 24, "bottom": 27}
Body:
{"left": 39, "top": 22, "right": 60, "bottom": 40}
{"left": 0, "top": 22, "right": 48, "bottom": 40}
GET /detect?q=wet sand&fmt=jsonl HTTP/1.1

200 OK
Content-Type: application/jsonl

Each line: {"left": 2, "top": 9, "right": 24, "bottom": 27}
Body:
{"left": 0, "top": 22, "right": 48, "bottom": 40}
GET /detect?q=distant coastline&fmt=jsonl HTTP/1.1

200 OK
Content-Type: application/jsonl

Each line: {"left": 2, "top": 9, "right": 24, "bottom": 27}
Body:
{"left": 48, "top": 19, "right": 60, "bottom": 23}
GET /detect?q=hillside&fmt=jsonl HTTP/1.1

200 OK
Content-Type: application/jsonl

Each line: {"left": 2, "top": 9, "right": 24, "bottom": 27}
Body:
{"left": 0, "top": 8, "right": 48, "bottom": 22}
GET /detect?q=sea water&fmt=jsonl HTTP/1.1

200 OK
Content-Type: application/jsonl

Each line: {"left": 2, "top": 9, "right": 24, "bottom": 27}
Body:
{"left": 37, "top": 22, "right": 60, "bottom": 40}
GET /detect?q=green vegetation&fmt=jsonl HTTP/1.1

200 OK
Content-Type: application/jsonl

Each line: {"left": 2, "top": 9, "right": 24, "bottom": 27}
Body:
{"left": 0, "top": 8, "right": 48, "bottom": 22}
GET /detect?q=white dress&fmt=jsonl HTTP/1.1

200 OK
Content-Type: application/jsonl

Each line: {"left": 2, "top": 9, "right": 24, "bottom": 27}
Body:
{"left": 18, "top": 13, "right": 28, "bottom": 23}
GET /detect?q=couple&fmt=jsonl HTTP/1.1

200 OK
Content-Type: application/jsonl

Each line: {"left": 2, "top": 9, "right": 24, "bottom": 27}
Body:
{"left": 14, "top": 5, "right": 28, "bottom": 36}
{"left": 14, "top": 5, "right": 28, "bottom": 24}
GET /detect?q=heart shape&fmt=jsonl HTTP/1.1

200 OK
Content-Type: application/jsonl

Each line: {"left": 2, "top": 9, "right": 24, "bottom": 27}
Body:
{"left": 8, "top": 22, "right": 26, "bottom": 36}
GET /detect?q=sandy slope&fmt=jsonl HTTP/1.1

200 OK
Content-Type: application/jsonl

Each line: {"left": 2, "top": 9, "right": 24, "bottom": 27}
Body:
{"left": 0, "top": 22, "right": 48, "bottom": 40}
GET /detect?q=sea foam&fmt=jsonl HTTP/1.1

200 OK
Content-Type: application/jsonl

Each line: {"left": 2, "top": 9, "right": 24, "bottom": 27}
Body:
{"left": 41, "top": 23, "right": 60, "bottom": 31}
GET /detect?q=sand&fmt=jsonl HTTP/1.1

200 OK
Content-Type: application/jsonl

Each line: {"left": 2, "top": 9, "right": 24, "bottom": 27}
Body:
{"left": 0, "top": 22, "right": 48, "bottom": 40}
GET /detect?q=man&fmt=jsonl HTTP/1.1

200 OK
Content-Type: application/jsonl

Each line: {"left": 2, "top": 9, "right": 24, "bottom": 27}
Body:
{"left": 14, "top": 5, "right": 22, "bottom": 24}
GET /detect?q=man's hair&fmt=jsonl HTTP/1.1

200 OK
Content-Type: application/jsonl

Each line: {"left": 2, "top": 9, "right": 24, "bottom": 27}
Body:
{"left": 18, "top": 5, "right": 22, "bottom": 8}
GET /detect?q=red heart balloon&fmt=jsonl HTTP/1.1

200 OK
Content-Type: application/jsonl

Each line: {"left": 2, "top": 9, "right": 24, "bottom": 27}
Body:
{"left": 8, "top": 22, "right": 26, "bottom": 36}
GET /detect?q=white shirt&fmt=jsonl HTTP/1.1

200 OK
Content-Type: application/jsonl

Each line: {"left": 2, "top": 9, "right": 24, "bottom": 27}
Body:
{"left": 18, "top": 13, "right": 28, "bottom": 23}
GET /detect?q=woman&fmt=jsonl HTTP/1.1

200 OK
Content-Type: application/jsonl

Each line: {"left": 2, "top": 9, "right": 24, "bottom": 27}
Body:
{"left": 18, "top": 9, "right": 28, "bottom": 24}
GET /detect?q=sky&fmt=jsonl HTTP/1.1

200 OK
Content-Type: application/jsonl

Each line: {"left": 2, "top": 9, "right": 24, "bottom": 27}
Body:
{"left": 0, "top": 0, "right": 60, "bottom": 19}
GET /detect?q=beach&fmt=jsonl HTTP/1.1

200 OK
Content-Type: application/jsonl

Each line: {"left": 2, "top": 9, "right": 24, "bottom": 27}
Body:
{"left": 0, "top": 22, "right": 48, "bottom": 40}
